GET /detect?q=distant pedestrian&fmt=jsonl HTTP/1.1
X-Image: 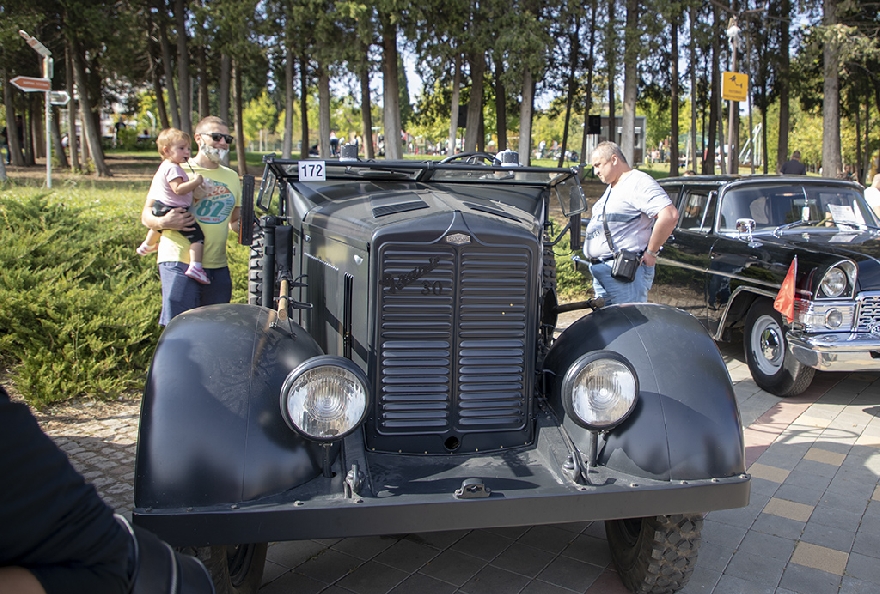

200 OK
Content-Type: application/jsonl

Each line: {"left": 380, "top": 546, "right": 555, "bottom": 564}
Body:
{"left": 779, "top": 151, "right": 807, "bottom": 175}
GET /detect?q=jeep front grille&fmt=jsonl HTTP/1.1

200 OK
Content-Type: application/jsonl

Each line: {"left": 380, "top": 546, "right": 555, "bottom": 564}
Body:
{"left": 855, "top": 293, "right": 880, "bottom": 332}
{"left": 375, "top": 244, "right": 533, "bottom": 451}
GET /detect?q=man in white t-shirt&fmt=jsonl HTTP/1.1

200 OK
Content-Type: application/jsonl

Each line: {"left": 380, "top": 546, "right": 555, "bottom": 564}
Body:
{"left": 864, "top": 174, "right": 880, "bottom": 219}
{"left": 583, "top": 141, "right": 678, "bottom": 304}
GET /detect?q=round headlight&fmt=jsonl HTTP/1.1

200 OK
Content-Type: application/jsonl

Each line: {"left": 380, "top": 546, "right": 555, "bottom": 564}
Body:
{"left": 280, "top": 356, "right": 369, "bottom": 442}
{"left": 562, "top": 351, "right": 639, "bottom": 431}
{"left": 819, "top": 267, "right": 847, "bottom": 298}
{"left": 824, "top": 309, "right": 843, "bottom": 328}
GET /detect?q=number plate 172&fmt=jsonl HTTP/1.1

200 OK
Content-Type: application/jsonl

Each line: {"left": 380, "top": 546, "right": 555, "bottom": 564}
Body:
{"left": 298, "top": 161, "right": 326, "bottom": 181}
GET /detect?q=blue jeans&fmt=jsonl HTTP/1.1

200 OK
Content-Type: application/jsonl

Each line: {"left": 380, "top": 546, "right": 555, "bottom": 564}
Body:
{"left": 588, "top": 260, "right": 655, "bottom": 305}
{"left": 158, "top": 262, "right": 232, "bottom": 326}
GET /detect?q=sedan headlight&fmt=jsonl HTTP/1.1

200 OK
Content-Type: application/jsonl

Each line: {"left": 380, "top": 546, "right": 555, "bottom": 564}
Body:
{"left": 819, "top": 267, "right": 847, "bottom": 298}
{"left": 561, "top": 351, "right": 639, "bottom": 431}
{"left": 280, "top": 356, "right": 369, "bottom": 442}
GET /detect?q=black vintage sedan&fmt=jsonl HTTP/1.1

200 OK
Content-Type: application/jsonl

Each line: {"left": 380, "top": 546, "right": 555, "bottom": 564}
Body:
{"left": 648, "top": 175, "right": 880, "bottom": 396}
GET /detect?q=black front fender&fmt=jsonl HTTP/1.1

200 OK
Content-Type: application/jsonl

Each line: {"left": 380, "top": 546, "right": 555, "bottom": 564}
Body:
{"left": 134, "top": 304, "right": 330, "bottom": 510}
{"left": 544, "top": 303, "right": 745, "bottom": 481}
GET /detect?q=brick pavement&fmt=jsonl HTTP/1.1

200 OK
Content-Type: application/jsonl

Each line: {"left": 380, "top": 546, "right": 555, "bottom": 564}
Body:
{"left": 37, "top": 343, "right": 880, "bottom": 594}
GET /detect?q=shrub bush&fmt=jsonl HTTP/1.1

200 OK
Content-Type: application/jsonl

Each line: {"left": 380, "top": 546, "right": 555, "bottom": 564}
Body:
{"left": 0, "top": 195, "right": 162, "bottom": 407}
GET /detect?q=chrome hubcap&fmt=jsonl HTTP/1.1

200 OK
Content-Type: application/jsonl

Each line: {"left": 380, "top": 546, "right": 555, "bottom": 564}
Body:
{"left": 751, "top": 314, "right": 784, "bottom": 375}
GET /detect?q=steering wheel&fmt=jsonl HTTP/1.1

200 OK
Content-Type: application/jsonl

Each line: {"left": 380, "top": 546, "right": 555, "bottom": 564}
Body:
{"left": 439, "top": 151, "right": 496, "bottom": 165}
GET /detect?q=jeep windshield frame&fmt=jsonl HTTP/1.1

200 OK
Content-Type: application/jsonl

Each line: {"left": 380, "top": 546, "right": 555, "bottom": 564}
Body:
{"left": 257, "top": 155, "right": 586, "bottom": 215}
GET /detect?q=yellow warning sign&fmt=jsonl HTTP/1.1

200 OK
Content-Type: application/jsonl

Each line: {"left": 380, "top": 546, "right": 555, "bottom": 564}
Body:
{"left": 722, "top": 72, "right": 749, "bottom": 102}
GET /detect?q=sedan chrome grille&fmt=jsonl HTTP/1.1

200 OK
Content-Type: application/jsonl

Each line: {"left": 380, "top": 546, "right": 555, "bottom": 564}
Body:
{"left": 855, "top": 293, "right": 880, "bottom": 332}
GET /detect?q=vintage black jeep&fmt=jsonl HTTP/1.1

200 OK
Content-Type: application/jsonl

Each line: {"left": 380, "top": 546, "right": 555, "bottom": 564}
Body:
{"left": 133, "top": 154, "right": 750, "bottom": 594}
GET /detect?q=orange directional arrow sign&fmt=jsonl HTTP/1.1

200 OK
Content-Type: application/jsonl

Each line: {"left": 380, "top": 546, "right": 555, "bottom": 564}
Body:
{"left": 10, "top": 76, "right": 51, "bottom": 92}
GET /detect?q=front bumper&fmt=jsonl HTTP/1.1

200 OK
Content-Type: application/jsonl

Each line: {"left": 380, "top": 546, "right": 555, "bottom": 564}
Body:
{"left": 134, "top": 423, "right": 750, "bottom": 548}
{"left": 788, "top": 332, "right": 880, "bottom": 371}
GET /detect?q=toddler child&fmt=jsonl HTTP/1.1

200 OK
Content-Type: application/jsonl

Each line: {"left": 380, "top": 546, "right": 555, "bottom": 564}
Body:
{"left": 137, "top": 128, "right": 210, "bottom": 284}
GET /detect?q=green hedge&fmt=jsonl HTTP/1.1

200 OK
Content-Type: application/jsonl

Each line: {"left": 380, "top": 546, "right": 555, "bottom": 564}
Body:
{"left": 0, "top": 195, "right": 163, "bottom": 406}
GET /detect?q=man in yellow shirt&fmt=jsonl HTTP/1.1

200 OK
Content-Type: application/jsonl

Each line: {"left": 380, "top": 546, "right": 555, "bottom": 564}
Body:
{"left": 141, "top": 116, "right": 242, "bottom": 325}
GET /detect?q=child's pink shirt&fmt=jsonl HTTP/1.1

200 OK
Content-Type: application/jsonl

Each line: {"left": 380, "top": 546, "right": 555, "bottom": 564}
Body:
{"left": 147, "top": 160, "right": 192, "bottom": 208}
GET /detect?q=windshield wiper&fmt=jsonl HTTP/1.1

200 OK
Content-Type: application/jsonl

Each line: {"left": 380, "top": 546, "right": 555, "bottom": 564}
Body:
{"left": 345, "top": 167, "right": 413, "bottom": 180}
{"left": 773, "top": 220, "right": 822, "bottom": 236}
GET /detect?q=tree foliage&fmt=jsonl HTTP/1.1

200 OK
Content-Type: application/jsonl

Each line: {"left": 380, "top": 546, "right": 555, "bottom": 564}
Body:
{"left": 1, "top": 0, "right": 878, "bottom": 177}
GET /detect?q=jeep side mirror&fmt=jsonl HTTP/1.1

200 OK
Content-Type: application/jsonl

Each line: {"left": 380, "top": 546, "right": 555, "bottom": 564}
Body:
{"left": 555, "top": 177, "right": 587, "bottom": 217}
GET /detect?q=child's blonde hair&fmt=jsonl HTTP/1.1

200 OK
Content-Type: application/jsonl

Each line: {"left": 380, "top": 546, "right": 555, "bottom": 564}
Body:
{"left": 156, "top": 127, "right": 191, "bottom": 158}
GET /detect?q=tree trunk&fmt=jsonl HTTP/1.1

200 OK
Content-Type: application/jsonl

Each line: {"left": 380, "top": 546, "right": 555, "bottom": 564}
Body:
{"left": 283, "top": 46, "right": 294, "bottom": 159}
{"left": 65, "top": 43, "right": 80, "bottom": 171}
{"left": 821, "top": 0, "right": 842, "bottom": 178}
{"left": 159, "top": 15, "right": 181, "bottom": 129}
{"left": 219, "top": 53, "right": 231, "bottom": 124}
{"left": 448, "top": 52, "right": 462, "bottom": 157}
{"left": 318, "top": 66, "right": 331, "bottom": 159}
{"left": 4, "top": 75, "right": 24, "bottom": 167}
{"left": 359, "top": 52, "right": 374, "bottom": 160}
{"left": 606, "top": 0, "right": 617, "bottom": 142}
{"left": 776, "top": 0, "right": 791, "bottom": 171}
{"left": 670, "top": 15, "right": 680, "bottom": 176}
{"left": 620, "top": 0, "right": 638, "bottom": 165}
{"left": 232, "top": 60, "right": 246, "bottom": 176}
{"left": 299, "top": 56, "right": 309, "bottom": 160}
{"left": 24, "top": 107, "right": 34, "bottom": 165}
{"left": 381, "top": 17, "right": 402, "bottom": 159}
{"left": 52, "top": 107, "right": 67, "bottom": 169}
{"left": 29, "top": 98, "right": 41, "bottom": 161}
{"left": 175, "top": 0, "right": 192, "bottom": 135}
{"left": 494, "top": 55, "right": 507, "bottom": 152}
{"left": 518, "top": 67, "right": 534, "bottom": 166}
{"left": 707, "top": 5, "right": 720, "bottom": 175}
{"left": 688, "top": 6, "right": 697, "bottom": 173}
{"left": 463, "top": 51, "right": 485, "bottom": 152}
{"left": 198, "top": 44, "right": 209, "bottom": 120}
{"left": 71, "top": 40, "right": 111, "bottom": 176}
{"left": 580, "top": 0, "right": 598, "bottom": 164}
{"left": 558, "top": 14, "right": 580, "bottom": 168}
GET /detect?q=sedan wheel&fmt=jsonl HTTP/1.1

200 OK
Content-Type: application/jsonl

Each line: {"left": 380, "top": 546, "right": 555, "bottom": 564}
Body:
{"left": 743, "top": 301, "right": 814, "bottom": 396}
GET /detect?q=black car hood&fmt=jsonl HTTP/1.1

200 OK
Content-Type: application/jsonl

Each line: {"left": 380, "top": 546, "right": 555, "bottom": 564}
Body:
{"left": 752, "top": 230, "right": 880, "bottom": 290}
{"left": 755, "top": 230, "right": 880, "bottom": 261}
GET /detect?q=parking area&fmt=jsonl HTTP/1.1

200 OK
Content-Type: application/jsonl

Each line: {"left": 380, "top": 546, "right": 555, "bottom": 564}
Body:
{"left": 37, "top": 340, "right": 880, "bottom": 594}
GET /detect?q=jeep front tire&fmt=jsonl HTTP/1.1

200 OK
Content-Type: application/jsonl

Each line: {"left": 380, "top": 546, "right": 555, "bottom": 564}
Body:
{"left": 197, "top": 543, "right": 267, "bottom": 594}
{"left": 605, "top": 514, "right": 702, "bottom": 594}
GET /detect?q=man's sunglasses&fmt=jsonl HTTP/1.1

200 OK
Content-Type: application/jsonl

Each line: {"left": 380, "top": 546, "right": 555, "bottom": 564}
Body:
{"left": 204, "top": 132, "right": 233, "bottom": 143}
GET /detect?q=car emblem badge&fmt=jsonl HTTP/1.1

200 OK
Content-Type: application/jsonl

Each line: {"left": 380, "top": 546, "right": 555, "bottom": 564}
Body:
{"left": 869, "top": 322, "right": 880, "bottom": 335}
{"left": 445, "top": 233, "right": 471, "bottom": 245}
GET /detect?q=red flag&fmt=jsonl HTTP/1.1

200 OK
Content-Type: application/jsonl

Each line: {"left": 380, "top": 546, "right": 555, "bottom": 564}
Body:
{"left": 774, "top": 256, "right": 797, "bottom": 322}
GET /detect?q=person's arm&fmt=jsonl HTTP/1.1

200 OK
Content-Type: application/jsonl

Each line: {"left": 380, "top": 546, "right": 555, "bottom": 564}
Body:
{"left": 141, "top": 196, "right": 195, "bottom": 233}
{"left": 0, "top": 567, "right": 47, "bottom": 594}
{"left": 228, "top": 206, "right": 241, "bottom": 233}
{"left": 642, "top": 204, "right": 678, "bottom": 265}
{"left": 169, "top": 174, "right": 203, "bottom": 196}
